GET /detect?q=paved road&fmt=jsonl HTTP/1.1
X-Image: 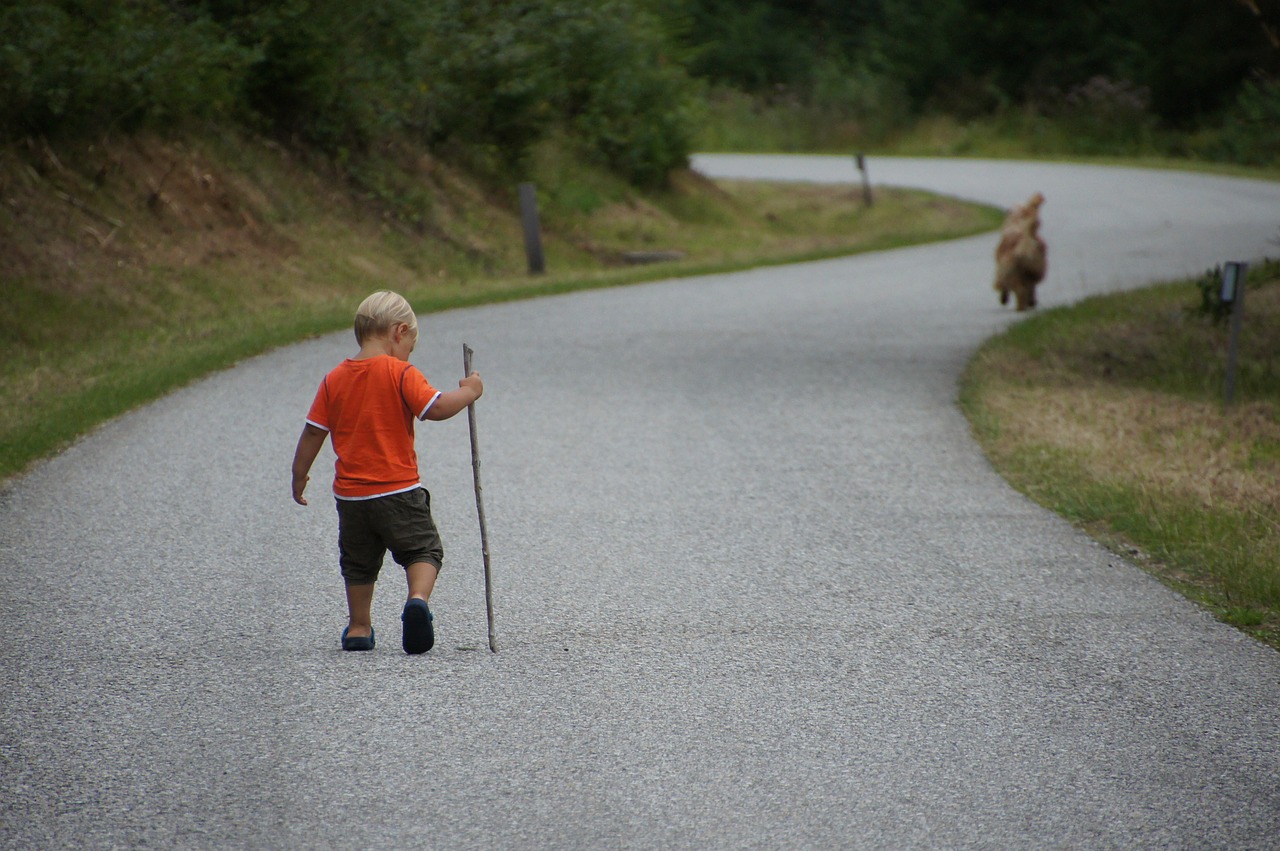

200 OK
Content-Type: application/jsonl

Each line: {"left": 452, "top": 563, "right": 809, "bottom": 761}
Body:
{"left": 3, "top": 157, "right": 1279, "bottom": 849}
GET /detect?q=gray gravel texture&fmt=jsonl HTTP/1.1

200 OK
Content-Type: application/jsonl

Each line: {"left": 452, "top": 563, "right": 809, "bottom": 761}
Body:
{"left": 3, "top": 157, "right": 1279, "bottom": 849}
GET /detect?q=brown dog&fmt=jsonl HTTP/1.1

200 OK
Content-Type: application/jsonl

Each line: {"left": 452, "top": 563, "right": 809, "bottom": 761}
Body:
{"left": 993, "top": 192, "right": 1047, "bottom": 310}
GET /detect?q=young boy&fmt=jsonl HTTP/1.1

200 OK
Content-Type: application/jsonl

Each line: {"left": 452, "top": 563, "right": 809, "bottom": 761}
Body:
{"left": 291, "top": 291, "right": 483, "bottom": 654}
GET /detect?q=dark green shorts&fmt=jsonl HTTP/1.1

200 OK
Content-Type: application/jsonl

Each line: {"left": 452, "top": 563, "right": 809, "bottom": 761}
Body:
{"left": 335, "top": 488, "right": 444, "bottom": 585}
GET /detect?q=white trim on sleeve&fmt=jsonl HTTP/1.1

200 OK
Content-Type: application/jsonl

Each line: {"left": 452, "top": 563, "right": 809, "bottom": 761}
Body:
{"left": 418, "top": 391, "right": 442, "bottom": 421}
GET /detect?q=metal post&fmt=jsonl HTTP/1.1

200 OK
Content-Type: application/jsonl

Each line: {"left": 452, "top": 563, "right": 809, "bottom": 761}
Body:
{"left": 518, "top": 182, "right": 545, "bottom": 275}
{"left": 1223, "top": 261, "right": 1248, "bottom": 407}
{"left": 855, "top": 153, "right": 872, "bottom": 207}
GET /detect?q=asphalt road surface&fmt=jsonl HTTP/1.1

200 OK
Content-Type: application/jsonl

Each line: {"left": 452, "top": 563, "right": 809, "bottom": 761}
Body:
{"left": 3, "top": 157, "right": 1279, "bottom": 849}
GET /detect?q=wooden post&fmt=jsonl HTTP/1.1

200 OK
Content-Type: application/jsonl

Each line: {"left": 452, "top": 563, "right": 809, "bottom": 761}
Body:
{"left": 518, "top": 182, "right": 545, "bottom": 275}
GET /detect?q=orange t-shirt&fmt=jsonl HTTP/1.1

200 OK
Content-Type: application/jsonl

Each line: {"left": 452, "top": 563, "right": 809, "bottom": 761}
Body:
{"left": 306, "top": 356, "right": 441, "bottom": 499}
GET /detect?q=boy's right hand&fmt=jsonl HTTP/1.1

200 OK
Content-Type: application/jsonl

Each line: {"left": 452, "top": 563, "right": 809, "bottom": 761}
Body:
{"left": 291, "top": 423, "right": 327, "bottom": 505}
{"left": 292, "top": 472, "right": 310, "bottom": 505}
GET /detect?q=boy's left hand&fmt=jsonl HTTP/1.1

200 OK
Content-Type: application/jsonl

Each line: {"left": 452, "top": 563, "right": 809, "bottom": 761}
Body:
{"left": 461, "top": 371, "right": 483, "bottom": 400}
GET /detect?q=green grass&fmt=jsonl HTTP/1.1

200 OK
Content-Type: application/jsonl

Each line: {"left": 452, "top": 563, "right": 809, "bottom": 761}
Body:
{"left": 696, "top": 98, "right": 1280, "bottom": 181}
{"left": 961, "top": 264, "right": 1280, "bottom": 649}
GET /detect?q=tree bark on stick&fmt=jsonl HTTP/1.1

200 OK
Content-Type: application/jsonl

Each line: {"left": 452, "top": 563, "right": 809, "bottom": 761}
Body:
{"left": 464, "top": 344, "right": 498, "bottom": 652}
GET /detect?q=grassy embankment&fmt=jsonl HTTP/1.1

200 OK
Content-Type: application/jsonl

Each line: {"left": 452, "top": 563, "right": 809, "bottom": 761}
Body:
{"left": 961, "top": 266, "right": 1280, "bottom": 649}
{"left": 1, "top": 131, "right": 1001, "bottom": 483}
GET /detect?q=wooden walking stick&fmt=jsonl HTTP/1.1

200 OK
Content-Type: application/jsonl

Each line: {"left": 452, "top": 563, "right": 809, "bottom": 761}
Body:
{"left": 464, "top": 344, "right": 498, "bottom": 653}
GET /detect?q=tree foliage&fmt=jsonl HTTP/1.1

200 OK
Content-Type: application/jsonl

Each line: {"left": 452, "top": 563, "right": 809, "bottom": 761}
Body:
{"left": 679, "top": 0, "right": 1279, "bottom": 128}
{"left": 0, "top": 1, "right": 251, "bottom": 136}
{"left": 2, "top": 0, "right": 1277, "bottom": 177}
{"left": 0, "top": 0, "right": 698, "bottom": 185}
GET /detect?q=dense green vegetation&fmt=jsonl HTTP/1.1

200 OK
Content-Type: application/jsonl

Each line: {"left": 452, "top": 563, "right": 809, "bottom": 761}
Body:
{"left": 682, "top": 1, "right": 1276, "bottom": 121}
{"left": 684, "top": 0, "right": 1280, "bottom": 162}
{"left": 3, "top": 1, "right": 1278, "bottom": 179}
{"left": 0, "top": 0, "right": 696, "bottom": 185}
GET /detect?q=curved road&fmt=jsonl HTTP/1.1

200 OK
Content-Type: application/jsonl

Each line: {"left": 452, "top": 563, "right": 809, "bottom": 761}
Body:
{"left": 3, "top": 157, "right": 1279, "bottom": 848}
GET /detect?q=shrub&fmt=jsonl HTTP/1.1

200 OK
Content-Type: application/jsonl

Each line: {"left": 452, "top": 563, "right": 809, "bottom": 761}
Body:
{"left": 0, "top": 1, "right": 250, "bottom": 139}
{"left": 223, "top": 0, "right": 428, "bottom": 153}
{"left": 1190, "top": 265, "right": 1236, "bottom": 326}
{"left": 1, "top": 0, "right": 696, "bottom": 187}
{"left": 551, "top": 1, "right": 696, "bottom": 185}
{"left": 1214, "top": 75, "right": 1280, "bottom": 166}
{"left": 809, "top": 60, "right": 912, "bottom": 144}
{"left": 1047, "top": 76, "right": 1159, "bottom": 156}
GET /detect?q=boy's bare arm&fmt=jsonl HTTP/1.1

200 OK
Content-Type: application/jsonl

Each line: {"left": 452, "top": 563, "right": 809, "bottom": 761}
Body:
{"left": 424, "top": 372, "right": 483, "bottom": 421}
{"left": 291, "top": 424, "right": 328, "bottom": 505}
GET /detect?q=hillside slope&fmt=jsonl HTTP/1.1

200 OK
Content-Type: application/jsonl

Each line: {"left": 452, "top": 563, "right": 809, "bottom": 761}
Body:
{"left": 0, "top": 131, "right": 1002, "bottom": 481}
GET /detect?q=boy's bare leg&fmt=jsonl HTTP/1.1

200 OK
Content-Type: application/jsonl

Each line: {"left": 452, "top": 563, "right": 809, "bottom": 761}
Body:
{"left": 344, "top": 582, "right": 376, "bottom": 638}
{"left": 406, "top": 561, "right": 440, "bottom": 602}
{"left": 402, "top": 562, "right": 439, "bottom": 654}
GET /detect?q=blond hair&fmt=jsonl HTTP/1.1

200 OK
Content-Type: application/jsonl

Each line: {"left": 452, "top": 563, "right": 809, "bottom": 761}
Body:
{"left": 354, "top": 290, "right": 418, "bottom": 345}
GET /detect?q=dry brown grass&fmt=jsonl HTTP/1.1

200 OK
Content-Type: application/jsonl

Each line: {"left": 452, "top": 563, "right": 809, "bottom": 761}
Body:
{"left": 983, "top": 385, "right": 1280, "bottom": 515}
{"left": 963, "top": 268, "right": 1280, "bottom": 648}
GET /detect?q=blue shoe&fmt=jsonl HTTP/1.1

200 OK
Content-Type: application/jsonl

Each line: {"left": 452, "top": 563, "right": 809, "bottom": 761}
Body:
{"left": 401, "top": 599, "right": 434, "bottom": 654}
{"left": 341, "top": 626, "right": 375, "bottom": 651}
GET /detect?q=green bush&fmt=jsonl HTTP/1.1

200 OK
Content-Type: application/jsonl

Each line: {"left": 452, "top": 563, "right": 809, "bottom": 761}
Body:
{"left": 809, "top": 60, "right": 911, "bottom": 144}
{"left": 1046, "top": 76, "right": 1160, "bottom": 156}
{"left": 0, "top": 1, "right": 250, "bottom": 139}
{"left": 400, "top": 1, "right": 560, "bottom": 173}
{"left": 221, "top": 0, "right": 428, "bottom": 153}
{"left": 407, "top": 0, "right": 696, "bottom": 185}
{"left": 1190, "top": 266, "right": 1236, "bottom": 326}
{"left": 551, "top": 1, "right": 696, "bottom": 185}
{"left": 0, "top": 0, "right": 696, "bottom": 187}
{"left": 1208, "top": 76, "right": 1280, "bottom": 167}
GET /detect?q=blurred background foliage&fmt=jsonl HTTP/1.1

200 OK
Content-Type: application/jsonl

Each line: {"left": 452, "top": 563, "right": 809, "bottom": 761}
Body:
{"left": 1, "top": 0, "right": 1278, "bottom": 184}
{"left": 0, "top": 0, "right": 696, "bottom": 185}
